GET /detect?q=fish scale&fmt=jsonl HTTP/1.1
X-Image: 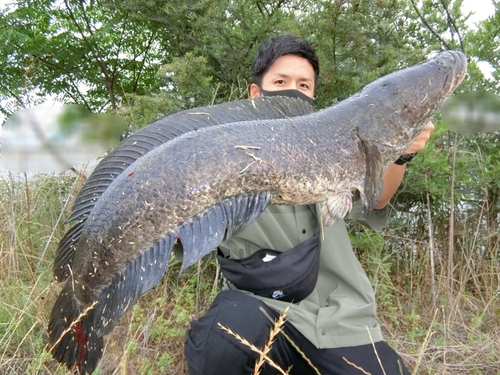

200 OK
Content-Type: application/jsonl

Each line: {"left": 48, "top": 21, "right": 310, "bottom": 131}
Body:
{"left": 49, "top": 50, "right": 467, "bottom": 374}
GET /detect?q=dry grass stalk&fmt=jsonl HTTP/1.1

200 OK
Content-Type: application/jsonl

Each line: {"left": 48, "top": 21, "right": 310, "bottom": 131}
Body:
{"left": 424, "top": 176, "right": 437, "bottom": 309}
{"left": 366, "top": 326, "right": 388, "bottom": 375}
{"left": 343, "top": 356, "right": 373, "bottom": 375}
{"left": 447, "top": 134, "right": 458, "bottom": 296}
{"left": 411, "top": 308, "right": 438, "bottom": 375}
{"left": 259, "top": 307, "right": 321, "bottom": 375}
{"left": 217, "top": 319, "right": 289, "bottom": 375}
{"left": 48, "top": 300, "right": 98, "bottom": 353}
{"left": 252, "top": 306, "right": 289, "bottom": 374}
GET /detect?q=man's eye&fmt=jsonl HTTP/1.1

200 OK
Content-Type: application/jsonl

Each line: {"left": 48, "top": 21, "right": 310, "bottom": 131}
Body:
{"left": 275, "top": 80, "right": 286, "bottom": 85}
{"left": 300, "top": 83, "right": 310, "bottom": 89}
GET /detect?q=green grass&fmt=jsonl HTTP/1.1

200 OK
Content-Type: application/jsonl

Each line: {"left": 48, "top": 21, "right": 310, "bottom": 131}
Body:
{"left": 1, "top": 167, "right": 499, "bottom": 374}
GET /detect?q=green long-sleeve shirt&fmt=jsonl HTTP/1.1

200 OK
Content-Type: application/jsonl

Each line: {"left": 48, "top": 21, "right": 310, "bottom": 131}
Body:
{"left": 218, "top": 202, "right": 388, "bottom": 349}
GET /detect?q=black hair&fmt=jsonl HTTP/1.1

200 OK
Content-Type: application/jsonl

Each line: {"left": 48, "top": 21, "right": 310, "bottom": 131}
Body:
{"left": 251, "top": 35, "right": 320, "bottom": 86}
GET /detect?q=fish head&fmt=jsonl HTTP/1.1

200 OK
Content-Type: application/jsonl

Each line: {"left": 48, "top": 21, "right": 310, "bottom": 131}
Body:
{"left": 331, "top": 51, "right": 467, "bottom": 218}
{"left": 389, "top": 50, "right": 467, "bottom": 126}
{"left": 357, "top": 50, "right": 468, "bottom": 154}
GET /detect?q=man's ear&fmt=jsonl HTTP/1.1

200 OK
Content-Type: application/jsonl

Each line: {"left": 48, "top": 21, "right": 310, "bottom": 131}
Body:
{"left": 249, "top": 83, "right": 262, "bottom": 99}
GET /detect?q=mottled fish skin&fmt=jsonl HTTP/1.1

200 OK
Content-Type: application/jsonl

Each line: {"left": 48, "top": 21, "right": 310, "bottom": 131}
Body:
{"left": 48, "top": 51, "right": 467, "bottom": 374}
{"left": 53, "top": 97, "right": 316, "bottom": 281}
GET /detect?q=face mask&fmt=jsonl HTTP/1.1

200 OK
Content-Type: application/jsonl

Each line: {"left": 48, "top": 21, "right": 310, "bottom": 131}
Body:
{"left": 258, "top": 87, "right": 314, "bottom": 105}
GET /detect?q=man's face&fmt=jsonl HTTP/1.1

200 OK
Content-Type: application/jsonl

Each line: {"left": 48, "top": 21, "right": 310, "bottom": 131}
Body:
{"left": 251, "top": 54, "right": 316, "bottom": 99}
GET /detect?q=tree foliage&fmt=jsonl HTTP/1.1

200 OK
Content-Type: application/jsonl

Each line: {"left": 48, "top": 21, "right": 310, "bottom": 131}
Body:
{"left": 0, "top": 0, "right": 164, "bottom": 114}
{"left": 1, "top": 0, "right": 493, "bottom": 111}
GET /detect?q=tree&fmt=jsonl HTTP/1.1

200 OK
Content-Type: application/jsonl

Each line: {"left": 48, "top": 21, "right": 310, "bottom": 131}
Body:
{"left": 0, "top": 0, "right": 164, "bottom": 116}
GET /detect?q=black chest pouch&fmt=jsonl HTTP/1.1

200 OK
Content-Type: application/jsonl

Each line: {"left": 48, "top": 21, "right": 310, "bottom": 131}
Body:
{"left": 217, "top": 207, "right": 320, "bottom": 303}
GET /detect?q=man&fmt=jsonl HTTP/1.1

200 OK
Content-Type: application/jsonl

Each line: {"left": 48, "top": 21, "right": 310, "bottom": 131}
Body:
{"left": 185, "top": 35, "right": 434, "bottom": 374}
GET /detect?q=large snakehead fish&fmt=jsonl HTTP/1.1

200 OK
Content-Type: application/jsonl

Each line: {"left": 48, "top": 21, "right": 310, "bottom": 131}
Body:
{"left": 48, "top": 51, "right": 467, "bottom": 373}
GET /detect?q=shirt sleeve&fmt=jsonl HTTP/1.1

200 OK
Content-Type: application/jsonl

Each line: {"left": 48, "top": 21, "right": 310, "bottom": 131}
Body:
{"left": 345, "top": 201, "right": 389, "bottom": 233}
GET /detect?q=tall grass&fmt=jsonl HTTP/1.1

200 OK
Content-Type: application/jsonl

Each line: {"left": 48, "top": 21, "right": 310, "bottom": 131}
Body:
{"left": 0, "top": 172, "right": 79, "bottom": 374}
{"left": 1, "top": 154, "right": 499, "bottom": 374}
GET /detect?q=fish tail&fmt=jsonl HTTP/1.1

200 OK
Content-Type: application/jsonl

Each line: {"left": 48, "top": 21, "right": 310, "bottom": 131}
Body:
{"left": 48, "top": 282, "right": 103, "bottom": 374}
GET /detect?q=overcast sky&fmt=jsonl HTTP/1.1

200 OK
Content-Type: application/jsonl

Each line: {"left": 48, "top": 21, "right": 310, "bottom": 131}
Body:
{"left": 462, "top": 0, "right": 496, "bottom": 27}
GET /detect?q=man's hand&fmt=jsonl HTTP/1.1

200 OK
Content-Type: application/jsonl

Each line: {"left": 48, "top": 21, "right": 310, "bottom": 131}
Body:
{"left": 402, "top": 122, "right": 435, "bottom": 155}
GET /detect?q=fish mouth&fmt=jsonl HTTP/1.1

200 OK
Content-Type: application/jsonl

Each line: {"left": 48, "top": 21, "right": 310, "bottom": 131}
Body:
{"left": 437, "top": 50, "right": 468, "bottom": 97}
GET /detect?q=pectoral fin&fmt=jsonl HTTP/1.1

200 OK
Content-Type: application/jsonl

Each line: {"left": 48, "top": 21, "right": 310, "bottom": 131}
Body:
{"left": 360, "top": 140, "right": 384, "bottom": 214}
{"left": 320, "top": 192, "right": 353, "bottom": 226}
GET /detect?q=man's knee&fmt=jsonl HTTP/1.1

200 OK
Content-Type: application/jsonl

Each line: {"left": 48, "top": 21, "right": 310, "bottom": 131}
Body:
{"left": 184, "top": 290, "right": 278, "bottom": 375}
